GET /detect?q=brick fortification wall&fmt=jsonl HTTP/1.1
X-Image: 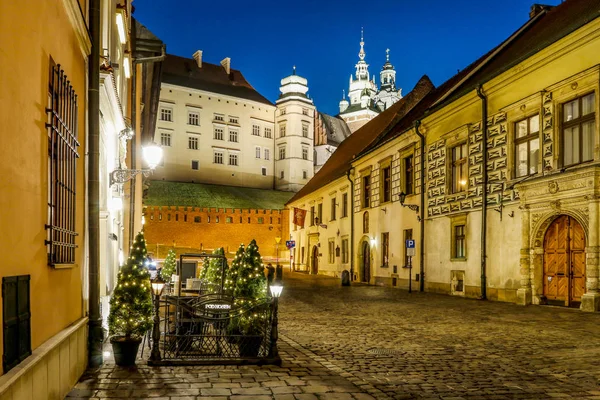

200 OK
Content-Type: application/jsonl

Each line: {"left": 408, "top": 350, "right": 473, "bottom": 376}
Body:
{"left": 144, "top": 206, "right": 289, "bottom": 258}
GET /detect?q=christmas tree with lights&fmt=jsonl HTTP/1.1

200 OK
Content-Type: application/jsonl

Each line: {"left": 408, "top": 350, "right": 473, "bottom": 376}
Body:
{"left": 234, "top": 239, "right": 268, "bottom": 335}
{"left": 204, "top": 247, "right": 227, "bottom": 293}
{"left": 225, "top": 244, "right": 245, "bottom": 294}
{"left": 234, "top": 240, "right": 267, "bottom": 300}
{"left": 160, "top": 249, "right": 177, "bottom": 282}
{"left": 108, "top": 231, "right": 153, "bottom": 340}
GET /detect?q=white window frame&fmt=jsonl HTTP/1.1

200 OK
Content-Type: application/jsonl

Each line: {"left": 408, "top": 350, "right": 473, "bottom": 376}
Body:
{"left": 229, "top": 130, "right": 238, "bottom": 143}
{"left": 264, "top": 127, "right": 272, "bottom": 138}
{"left": 188, "top": 135, "right": 199, "bottom": 150}
{"left": 264, "top": 148, "right": 270, "bottom": 160}
{"left": 214, "top": 127, "right": 224, "bottom": 140}
{"left": 160, "top": 132, "right": 171, "bottom": 147}
{"left": 255, "top": 147, "right": 261, "bottom": 159}
{"left": 214, "top": 151, "right": 224, "bottom": 164}
{"left": 160, "top": 107, "right": 173, "bottom": 122}
{"left": 188, "top": 111, "right": 199, "bottom": 126}
{"left": 252, "top": 124, "right": 260, "bottom": 136}
{"left": 279, "top": 146, "right": 286, "bottom": 160}
{"left": 229, "top": 153, "right": 238, "bottom": 166}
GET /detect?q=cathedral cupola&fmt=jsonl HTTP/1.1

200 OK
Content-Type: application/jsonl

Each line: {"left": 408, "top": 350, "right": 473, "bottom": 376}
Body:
{"left": 380, "top": 49, "right": 396, "bottom": 90}
{"left": 339, "top": 90, "right": 349, "bottom": 113}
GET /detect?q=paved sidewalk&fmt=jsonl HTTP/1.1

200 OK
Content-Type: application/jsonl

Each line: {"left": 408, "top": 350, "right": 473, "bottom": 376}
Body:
{"left": 67, "top": 272, "right": 600, "bottom": 399}
{"left": 67, "top": 335, "right": 384, "bottom": 400}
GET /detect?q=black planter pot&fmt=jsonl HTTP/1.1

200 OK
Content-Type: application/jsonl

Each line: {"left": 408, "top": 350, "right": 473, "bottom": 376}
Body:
{"left": 238, "top": 335, "right": 263, "bottom": 358}
{"left": 110, "top": 337, "right": 142, "bottom": 366}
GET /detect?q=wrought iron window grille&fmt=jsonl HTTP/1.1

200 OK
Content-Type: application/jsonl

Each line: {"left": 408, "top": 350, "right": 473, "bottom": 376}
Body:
{"left": 45, "top": 63, "right": 80, "bottom": 266}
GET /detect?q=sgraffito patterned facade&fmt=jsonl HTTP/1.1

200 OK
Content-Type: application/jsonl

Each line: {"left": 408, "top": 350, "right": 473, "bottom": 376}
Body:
{"left": 288, "top": 3, "right": 600, "bottom": 312}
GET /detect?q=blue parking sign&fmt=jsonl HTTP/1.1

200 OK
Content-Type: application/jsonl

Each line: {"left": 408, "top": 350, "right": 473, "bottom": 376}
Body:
{"left": 406, "top": 240, "right": 415, "bottom": 249}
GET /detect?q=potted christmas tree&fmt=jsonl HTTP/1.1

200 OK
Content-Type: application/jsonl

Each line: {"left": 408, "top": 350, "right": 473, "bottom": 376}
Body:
{"left": 108, "top": 231, "right": 154, "bottom": 366}
{"left": 233, "top": 239, "right": 268, "bottom": 357}
{"left": 160, "top": 248, "right": 177, "bottom": 283}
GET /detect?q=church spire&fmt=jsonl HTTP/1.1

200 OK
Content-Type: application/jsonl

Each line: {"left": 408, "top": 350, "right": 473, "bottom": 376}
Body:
{"left": 358, "top": 27, "right": 365, "bottom": 61}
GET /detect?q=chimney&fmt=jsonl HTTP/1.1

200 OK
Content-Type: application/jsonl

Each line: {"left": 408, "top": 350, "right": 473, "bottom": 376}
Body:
{"left": 529, "top": 4, "right": 553, "bottom": 19}
{"left": 220, "top": 57, "right": 231, "bottom": 75}
{"left": 192, "top": 50, "right": 203, "bottom": 68}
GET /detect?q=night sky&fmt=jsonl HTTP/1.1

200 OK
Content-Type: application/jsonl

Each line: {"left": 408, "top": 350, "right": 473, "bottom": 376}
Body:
{"left": 134, "top": 0, "right": 562, "bottom": 116}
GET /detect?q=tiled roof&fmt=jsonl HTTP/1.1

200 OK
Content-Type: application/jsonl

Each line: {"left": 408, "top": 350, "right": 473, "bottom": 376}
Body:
{"left": 161, "top": 54, "right": 274, "bottom": 106}
{"left": 145, "top": 181, "right": 294, "bottom": 210}
{"left": 286, "top": 75, "right": 436, "bottom": 205}
{"left": 319, "top": 113, "right": 352, "bottom": 146}
{"left": 338, "top": 102, "right": 380, "bottom": 116}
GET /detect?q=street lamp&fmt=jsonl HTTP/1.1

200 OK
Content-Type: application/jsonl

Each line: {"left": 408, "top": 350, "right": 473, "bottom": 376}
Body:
{"left": 150, "top": 276, "right": 165, "bottom": 362}
{"left": 275, "top": 237, "right": 281, "bottom": 266}
{"left": 399, "top": 191, "right": 420, "bottom": 219}
{"left": 110, "top": 144, "right": 163, "bottom": 186}
{"left": 269, "top": 283, "right": 283, "bottom": 360}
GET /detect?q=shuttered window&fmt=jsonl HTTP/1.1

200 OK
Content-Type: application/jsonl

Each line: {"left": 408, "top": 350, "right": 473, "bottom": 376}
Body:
{"left": 2, "top": 276, "right": 31, "bottom": 373}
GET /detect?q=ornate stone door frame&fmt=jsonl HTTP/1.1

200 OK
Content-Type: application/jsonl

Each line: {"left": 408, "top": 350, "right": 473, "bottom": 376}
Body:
{"left": 516, "top": 167, "right": 600, "bottom": 312}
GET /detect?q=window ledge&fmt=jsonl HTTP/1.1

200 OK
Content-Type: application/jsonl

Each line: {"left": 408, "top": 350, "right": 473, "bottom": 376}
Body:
{"left": 51, "top": 263, "right": 78, "bottom": 269}
{"left": 450, "top": 257, "right": 467, "bottom": 262}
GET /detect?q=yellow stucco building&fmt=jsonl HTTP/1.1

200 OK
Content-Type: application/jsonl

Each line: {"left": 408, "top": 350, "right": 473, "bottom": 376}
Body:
{"left": 288, "top": 1, "right": 600, "bottom": 312}
{"left": 0, "top": 0, "right": 90, "bottom": 397}
{"left": 0, "top": 0, "right": 161, "bottom": 397}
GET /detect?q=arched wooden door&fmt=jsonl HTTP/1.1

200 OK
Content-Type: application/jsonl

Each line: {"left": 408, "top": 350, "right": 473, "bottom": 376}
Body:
{"left": 543, "top": 215, "right": 586, "bottom": 307}
{"left": 311, "top": 246, "right": 319, "bottom": 274}
{"left": 361, "top": 241, "right": 371, "bottom": 283}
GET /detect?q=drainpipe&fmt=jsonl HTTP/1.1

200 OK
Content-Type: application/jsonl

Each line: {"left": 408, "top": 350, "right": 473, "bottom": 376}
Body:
{"left": 129, "top": 47, "right": 166, "bottom": 247}
{"left": 476, "top": 85, "right": 488, "bottom": 300}
{"left": 128, "top": 61, "right": 137, "bottom": 247}
{"left": 346, "top": 169, "right": 355, "bottom": 281}
{"left": 414, "top": 121, "right": 426, "bottom": 292}
{"left": 88, "top": 0, "right": 103, "bottom": 368}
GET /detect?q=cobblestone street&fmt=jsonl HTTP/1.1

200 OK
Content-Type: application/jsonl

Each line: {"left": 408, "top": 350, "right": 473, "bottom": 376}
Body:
{"left": 69, "top": 272, "right": 600, "bottom": 399}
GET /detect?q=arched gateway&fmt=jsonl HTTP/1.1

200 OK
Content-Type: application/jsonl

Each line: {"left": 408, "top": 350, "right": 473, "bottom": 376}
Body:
{"left": 543, "top": 215, "right": 586, "bottom": 307}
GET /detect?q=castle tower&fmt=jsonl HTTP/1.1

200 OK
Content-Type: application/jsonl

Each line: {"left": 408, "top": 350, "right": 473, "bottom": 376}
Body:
{"left": 275, "top": 67, "right": 316, "bottom": 192}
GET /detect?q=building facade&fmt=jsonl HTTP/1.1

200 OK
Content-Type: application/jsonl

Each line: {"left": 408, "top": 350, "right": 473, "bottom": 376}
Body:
{"left": 0, "top": 0, "right": 90, "bottom": 396}
{"left": 0, "top": 0, "right": 162, "bottom": 396}
{"left": 152, "top": 54, "right": 320, "bottom": 192}
{"left": 288, "top": 1, "right": 600, "bottom": 312}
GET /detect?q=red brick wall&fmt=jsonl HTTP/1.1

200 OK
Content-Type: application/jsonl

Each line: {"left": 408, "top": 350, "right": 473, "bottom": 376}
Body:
{"left": 144, "top": 206, "right": 289, "bottom": 259}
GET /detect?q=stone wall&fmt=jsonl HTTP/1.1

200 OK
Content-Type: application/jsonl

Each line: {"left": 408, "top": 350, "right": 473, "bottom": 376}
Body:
{"left": 144, "top": 206, "right": 289, "bottom": 258}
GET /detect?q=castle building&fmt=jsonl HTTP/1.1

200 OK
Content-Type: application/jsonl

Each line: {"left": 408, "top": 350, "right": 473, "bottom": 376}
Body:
{"left": 153, "top": 53, "right": 316, "bottom": 192}
{"left": 338, "top": 31, "right": 402, "bottom": 133}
